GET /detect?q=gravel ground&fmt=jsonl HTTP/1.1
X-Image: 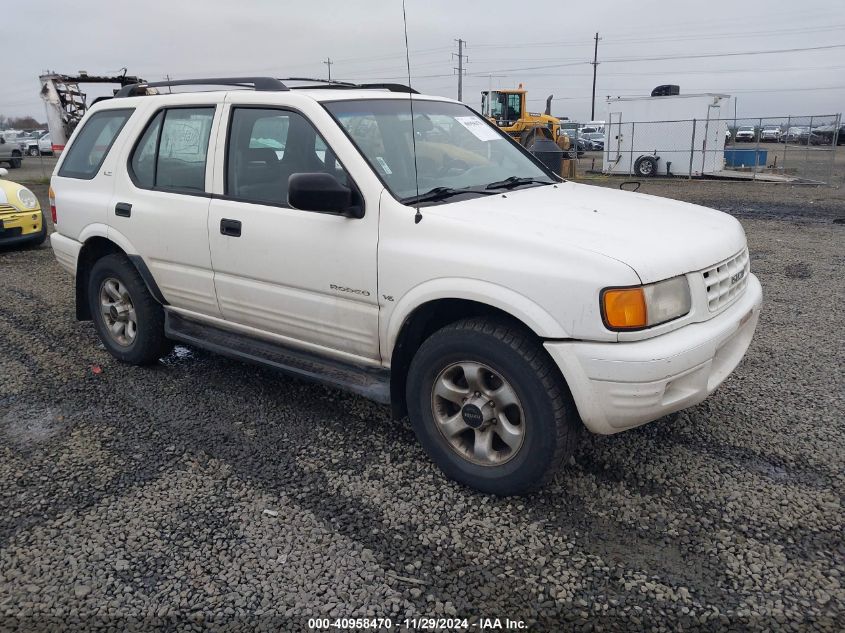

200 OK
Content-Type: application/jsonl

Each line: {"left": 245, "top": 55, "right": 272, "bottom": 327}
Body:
{"left": 0, "top": 185, "right": 842, "bottom": 631}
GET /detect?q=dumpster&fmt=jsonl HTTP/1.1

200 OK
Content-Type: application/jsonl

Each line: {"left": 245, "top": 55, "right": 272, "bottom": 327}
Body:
{"left": 724, "top": 148, "right": 767, "bottom": 168}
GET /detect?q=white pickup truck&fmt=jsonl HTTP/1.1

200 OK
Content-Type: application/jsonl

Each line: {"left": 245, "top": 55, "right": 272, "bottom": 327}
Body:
{"left": 49, "top": 77, "right": 762, "bottom": 495}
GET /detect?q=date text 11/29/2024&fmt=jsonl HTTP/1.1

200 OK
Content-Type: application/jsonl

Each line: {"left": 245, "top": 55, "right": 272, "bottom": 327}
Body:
{"left": 308, "top": 617, "right": 527, "bottom": 630}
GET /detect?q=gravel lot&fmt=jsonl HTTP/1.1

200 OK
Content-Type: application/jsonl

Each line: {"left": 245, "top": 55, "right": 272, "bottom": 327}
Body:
{"left": 0, "top": 182, "right": 842, "bottom": 631}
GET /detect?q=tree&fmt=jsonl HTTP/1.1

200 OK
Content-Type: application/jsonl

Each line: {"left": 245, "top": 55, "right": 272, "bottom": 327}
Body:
{"left": 8, "top": 116, "right": 45, "bottom": 130}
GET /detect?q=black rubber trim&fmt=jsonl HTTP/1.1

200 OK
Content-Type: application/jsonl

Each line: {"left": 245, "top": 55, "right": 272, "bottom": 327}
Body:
{"left": 0, "top": 231, "right": 44, "bottom": 247}
{"left": 165, "top": 312, "right": 391, "bottom": 404}
{"left": 127, "top": 255, "right": 168, "bottom": 306}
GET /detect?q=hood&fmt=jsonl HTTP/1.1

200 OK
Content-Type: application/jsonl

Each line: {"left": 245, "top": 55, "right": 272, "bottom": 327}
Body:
{"left": 428, "top": 182, "right": 746, "bottom": 284}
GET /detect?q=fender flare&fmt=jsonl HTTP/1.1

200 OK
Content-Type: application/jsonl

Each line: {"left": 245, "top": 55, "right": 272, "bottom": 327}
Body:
{"left": 383, "top": 277, "right": 570, "bottom": 357}
{"left": 75, "top": 226, "right": 167, "bottom": 319}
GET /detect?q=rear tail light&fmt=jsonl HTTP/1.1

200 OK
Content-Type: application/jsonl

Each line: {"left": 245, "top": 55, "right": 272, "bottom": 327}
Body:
{"left": 48, "top": 186, "right": 56, "bottom": 224}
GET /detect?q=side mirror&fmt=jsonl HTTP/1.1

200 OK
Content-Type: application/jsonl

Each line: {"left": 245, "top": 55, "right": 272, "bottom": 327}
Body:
{"left": 288, "top": 172, "right": 362, "bottom": 218}
{"left": 0, "top": 137, "right": 5, "bottom": 144}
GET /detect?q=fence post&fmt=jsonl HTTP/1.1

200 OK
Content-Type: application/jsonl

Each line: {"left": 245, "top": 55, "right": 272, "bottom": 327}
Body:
{"left": 804, "top": 115, "right": 814, "bottom": 180}
{"left": 628, "top": 122, "right": 635, "bottom": 177}
{"left": 783, "top": 115, "right": 790, "bottom": 175}
{"left": 752, "top": 118, "right": 762, "bottom": 181}
{"left": 826, "top": 113, "right": 840, "bottom": 186}
{"left": 688, "top": 118, "right": 697, "bottom": 180}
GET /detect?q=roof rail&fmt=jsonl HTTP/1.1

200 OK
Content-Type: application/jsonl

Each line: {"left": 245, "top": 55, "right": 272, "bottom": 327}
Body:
{"left": 114, "top": 77, "right": 289, "bottom": 98}
{"left": 279, "top": 78, "right": 418, "bottom": 94}
{"left": 278, "top": 77, "right": 358, "bottom": 87}
{"left": 357, "top": 83, "right": 418, "bottom": 94}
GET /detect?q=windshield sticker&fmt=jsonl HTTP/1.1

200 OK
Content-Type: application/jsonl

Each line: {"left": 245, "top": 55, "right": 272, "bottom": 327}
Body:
{"left": 375, "top": 156, "right": 393, "bottom": 175}
{"left": 455, "top": 116, "right": 502, "bottom": 142}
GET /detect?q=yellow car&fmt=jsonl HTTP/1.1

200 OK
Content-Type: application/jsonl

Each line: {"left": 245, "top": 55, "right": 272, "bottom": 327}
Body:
{"left": 0, "top": 168, "right": 47, "bottom": 247}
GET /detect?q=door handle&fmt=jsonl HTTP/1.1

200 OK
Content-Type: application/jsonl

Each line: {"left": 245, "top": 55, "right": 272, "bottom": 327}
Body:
{"left": 220, "top": 218, "right": 242, "bottom": 237}
{"left": 115, "top": 202, "right": 132, "bottom": 218}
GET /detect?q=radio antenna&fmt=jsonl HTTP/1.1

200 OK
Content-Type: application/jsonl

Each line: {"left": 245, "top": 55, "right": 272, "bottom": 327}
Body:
{"left": 402, "top": 0, "right": 422, "bottom": 224}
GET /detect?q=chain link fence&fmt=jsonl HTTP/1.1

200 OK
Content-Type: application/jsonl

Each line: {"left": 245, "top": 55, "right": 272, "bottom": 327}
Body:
{"left": 561, "top": 114, "right": 841, "bottom": 185}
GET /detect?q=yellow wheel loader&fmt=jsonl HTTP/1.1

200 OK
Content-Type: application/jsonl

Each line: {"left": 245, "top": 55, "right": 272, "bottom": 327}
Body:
{"left": 481, "top": 85, "right": 572, "bottom": 176}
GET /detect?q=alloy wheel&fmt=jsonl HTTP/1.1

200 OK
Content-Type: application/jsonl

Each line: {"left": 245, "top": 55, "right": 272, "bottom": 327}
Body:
{"left": 99, "top": 277, "right": 137, "bottom": 347}
{"left": 431, "top": 361, "right": 526, "bottom": 466}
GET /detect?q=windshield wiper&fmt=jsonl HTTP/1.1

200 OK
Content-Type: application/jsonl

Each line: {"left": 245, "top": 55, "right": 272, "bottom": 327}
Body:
{"left": 485, "top": 176, "right": 555, "bottom": 190}
{"left": 401, "top": 187, "right": 495, "bottom": 206}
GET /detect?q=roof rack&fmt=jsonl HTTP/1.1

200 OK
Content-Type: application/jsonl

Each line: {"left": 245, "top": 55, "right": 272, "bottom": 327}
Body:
{"left": 114, "top": 77, "right": 289, "bottom": 98}
{"left": 113, "top": 76, "right": 419, "bottom": 98}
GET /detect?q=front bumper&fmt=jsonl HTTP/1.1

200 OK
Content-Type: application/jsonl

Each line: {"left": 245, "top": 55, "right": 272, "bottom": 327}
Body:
{"left": 546, "top": 274, "right": 763, "bottom": 435}
{"left": 0, "top": 210, "right": 43, "bottom": 244}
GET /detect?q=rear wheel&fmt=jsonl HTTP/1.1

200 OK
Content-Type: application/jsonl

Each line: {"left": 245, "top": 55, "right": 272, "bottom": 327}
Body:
{"left": 9, "top": 152, "right": 21, "bottom": 169}
{"left": 28, "top": 147, "right": 40, "bottom": 157}
{"left": 88, "top": 254, "right": 172, "bottom": 365}
{"left": 406, "top": 317, "right": 580, "bottom": 495}
{"left": 634, "top": 155, "right": 658, "bottom": 177}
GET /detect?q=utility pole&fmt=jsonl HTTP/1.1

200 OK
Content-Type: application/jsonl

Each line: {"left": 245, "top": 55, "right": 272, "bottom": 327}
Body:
{"left": 453, "top": 39, "right": 468, "bottom": 101}
{"left": 590, "top": 32, "right": 600, "bottom": 120}
{"left": 323, "top": 57, "right": 333, "bottom": 82}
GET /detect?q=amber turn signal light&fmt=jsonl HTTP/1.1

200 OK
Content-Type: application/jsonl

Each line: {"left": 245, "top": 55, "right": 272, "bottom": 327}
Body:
{"left": 602, "top": 287, "right": 647, "bottom": 330}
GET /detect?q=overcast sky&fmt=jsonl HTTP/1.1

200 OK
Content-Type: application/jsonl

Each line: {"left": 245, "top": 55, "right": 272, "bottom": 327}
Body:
{"left": 4, "top": 0, "right": 844, "bottom": 123}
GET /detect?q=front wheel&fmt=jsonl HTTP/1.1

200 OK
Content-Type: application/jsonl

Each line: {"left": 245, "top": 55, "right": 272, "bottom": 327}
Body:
{"left": 28, "top": 148, "right": 40, "bottom": 157}
{"left": 9, "top": 153, "right": 22, "bottom": 169}
{"left": 406, "top": 318, "right": 580, "bottom": 495}
{"left": 88, "top": 254, "right": 172, "bottom": 365}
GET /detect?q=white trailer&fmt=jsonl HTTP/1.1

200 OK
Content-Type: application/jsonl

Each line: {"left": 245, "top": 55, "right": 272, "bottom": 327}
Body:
{"left": 603, "top": 93, "right": 730, "bottom": 177}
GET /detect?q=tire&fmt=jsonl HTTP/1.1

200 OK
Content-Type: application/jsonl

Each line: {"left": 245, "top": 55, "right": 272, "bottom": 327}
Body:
{"left": 634, "top": 155, "right": 658, "bottom": 177}
{"left": 28, "top": 147, "right": 39, "bottom": 157}
{"left": 9, "top": 152, "right": 21, "bottom": 169}
{"left": 88, "top": 253, "right": 172, "bottom": 365}
{"left": 406, "top": 317, "right": 580, "bottom": 496}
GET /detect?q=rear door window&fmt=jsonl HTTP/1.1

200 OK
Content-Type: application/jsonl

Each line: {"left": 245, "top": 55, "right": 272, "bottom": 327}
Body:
{"left": 58, "top": 109, "right": 133, "bottom": 179}
{"left": 128, "top": 107, "right": 215, "bottom": 192}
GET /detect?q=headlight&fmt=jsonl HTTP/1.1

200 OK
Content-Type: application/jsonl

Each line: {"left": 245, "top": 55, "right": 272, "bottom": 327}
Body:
{"left": 17, "top": 188, "right": 39, "bottom": 210}
{"left": 601, "top": 276, "right": 691, "bottom": 330}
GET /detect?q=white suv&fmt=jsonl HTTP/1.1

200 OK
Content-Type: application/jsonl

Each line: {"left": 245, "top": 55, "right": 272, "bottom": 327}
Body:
{"left": 49, "top": 77, "right": 762, "bottom": 495}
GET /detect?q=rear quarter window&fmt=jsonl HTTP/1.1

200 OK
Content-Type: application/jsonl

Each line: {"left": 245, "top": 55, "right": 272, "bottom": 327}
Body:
{"left": 58, "top": 109, "right": 133, "bottom": 179}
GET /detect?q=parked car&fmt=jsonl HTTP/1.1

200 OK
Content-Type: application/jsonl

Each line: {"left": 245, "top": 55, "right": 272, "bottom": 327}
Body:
{"left": 0, "top": 132, "right": 24, "bottom": 168}
{"left": 782, "top": 126, "right": 808, "bottom": 144}
{"left": 558, "top": 129, "right": 588, "bottom": 155}
{"left": 759, "top": 125, "right": 781, "bottom": 142}
{"left": 49, "top": 77, "right": 762, "bottom": 495}
{"left": 21, "top": 130, "right": 49, "bottom": 155}
{"left": 581, "top": 132, "right": 605, "bottom": 150}
{"left": 734, "top": 126, "right": 756, "bottom": 142}
{"left": 0, "top": 168, "right": 47, "bottom": 246}
{"left": 808, "top": 123, "right": 845, "bottom": 146}
{"left": 37, "top": 134, "right": 54, "bottom": 155}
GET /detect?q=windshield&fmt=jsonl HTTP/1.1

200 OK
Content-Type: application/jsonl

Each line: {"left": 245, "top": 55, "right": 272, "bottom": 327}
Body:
{"left": 324, "top": 99, "right": 552, "bottom": 203}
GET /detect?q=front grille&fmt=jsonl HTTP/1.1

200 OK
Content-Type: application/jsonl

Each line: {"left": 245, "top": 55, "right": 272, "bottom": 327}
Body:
{"left": 0, "top": 204, "right": 17, "bottom": 215}
{"left": 702, "top": 248, "right": 750, "bottom": 311}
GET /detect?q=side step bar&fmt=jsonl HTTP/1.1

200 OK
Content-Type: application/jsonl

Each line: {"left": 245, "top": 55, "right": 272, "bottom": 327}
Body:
{"left": 165, "top": 312, "right": 391, "bottom": 404}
